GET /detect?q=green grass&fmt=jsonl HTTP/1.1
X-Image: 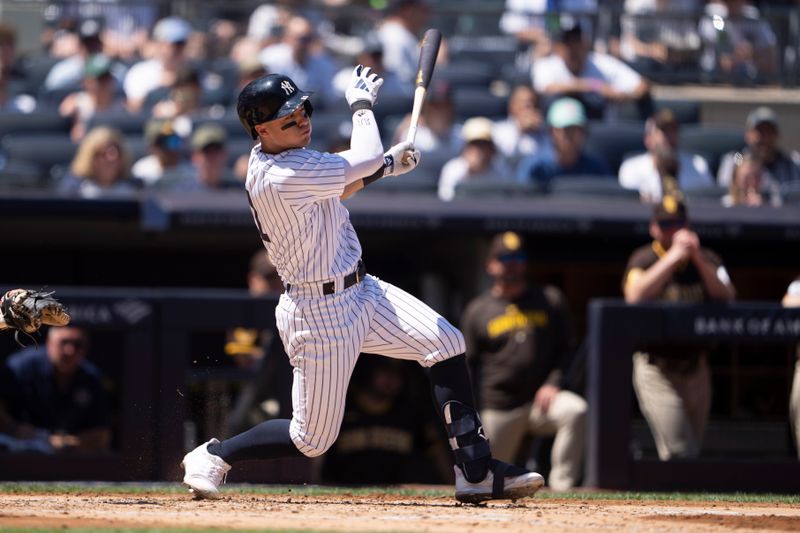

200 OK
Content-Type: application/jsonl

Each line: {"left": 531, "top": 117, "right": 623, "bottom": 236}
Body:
{"left": 0, "top": 482, "right": 798, "bottom": 504}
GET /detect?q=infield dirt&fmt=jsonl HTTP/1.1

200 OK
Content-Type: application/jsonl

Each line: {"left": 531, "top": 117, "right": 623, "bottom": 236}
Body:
{"left": 1, "top": 491, "right": 799, "bottom": 532}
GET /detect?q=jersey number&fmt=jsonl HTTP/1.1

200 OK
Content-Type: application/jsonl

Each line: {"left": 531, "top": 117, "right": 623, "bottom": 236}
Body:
{"left": 245, "top": 190, "right": 271, "bottom": 242}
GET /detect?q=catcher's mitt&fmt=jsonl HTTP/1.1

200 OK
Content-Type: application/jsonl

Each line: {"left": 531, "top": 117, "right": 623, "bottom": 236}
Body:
{"left": 0, "top": 289, "right": 71, "bottom": 339}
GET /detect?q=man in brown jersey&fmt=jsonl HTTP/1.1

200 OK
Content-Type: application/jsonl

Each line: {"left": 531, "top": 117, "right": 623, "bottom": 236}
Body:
{"left": 462, "top": 231, "right": 587, "bottom": 490}
{"left": 623, "top": 195, "right": 735, "bottom": 460}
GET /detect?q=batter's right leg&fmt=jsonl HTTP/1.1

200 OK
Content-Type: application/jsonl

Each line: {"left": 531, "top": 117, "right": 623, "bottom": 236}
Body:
{"left": 429, "top": 355, "right": 544, "bottom": 504}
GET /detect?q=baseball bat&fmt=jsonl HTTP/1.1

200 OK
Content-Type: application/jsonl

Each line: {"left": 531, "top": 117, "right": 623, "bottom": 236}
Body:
{"left": 406, "top": 28, "right": 442, "bottom": 145}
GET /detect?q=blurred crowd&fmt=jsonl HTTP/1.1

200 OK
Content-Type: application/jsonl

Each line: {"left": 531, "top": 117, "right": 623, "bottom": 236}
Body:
{"left": 0, "top": 0, "right": 797, "bottom": 206}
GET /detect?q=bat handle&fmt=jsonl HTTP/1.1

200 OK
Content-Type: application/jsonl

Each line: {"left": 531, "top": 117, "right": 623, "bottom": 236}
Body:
{"left": 406, "top": 124, "right": 418, "bottom": 145}
{"left": 406, "top": 86, "right": 427, "bottom": 145}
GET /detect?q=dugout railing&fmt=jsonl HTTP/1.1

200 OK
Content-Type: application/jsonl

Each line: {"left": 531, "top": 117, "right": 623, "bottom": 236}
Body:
{"left": 3, "top": 291, "right": 800, "bottom": 489}
{"left": 586, "top": 300, "right": 800, "bottom": 492}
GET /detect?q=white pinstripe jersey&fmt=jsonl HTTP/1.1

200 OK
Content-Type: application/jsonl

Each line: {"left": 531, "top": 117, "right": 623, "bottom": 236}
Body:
{"left": 245, "top": 144, "right": 362, "bottom": 286}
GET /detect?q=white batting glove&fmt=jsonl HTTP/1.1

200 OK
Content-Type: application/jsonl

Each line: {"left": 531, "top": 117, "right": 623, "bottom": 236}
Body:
{"left": 383, "top": 141, "right": 421, "bottom": 177}
{"left": 345, "top": 65, "right": 384, "bottom": 111}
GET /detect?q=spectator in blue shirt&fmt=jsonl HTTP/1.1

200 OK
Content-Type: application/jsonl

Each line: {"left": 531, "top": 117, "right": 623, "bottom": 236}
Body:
{"left": 0, "top": 326, "right": 112, "bottom": 454}
{"left": 516, "top": 97, "right": 609, "bottom": 190}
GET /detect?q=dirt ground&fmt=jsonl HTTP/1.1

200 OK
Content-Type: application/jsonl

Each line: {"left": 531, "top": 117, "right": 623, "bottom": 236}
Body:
{"left": 1, "top": 490, "right": 799, "bottom": 532}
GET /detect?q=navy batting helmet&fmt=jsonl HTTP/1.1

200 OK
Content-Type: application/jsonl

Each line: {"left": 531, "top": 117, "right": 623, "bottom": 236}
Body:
{"left": 236, "top": 74, "right": 314, "bottom": 140}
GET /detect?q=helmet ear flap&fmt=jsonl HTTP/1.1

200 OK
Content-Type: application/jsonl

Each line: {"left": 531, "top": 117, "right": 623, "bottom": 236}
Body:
{"left": 239, "top": 113, "right": 259, "bottom": 140}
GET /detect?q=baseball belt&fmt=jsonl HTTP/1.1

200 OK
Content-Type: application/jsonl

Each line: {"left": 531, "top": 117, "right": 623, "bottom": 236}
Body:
{"left": 286, "top": 260, "right": 366, "bottom": 296}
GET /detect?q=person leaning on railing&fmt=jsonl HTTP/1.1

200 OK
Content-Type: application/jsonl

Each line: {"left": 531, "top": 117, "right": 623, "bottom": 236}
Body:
{"left": 622, "top": 195, "right": 735, "bottom": 461}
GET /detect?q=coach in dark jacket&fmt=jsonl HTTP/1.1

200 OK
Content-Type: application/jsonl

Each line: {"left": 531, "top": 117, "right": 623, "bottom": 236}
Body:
{"left": 0, "top": 326, "right": 111, "bottom": 453}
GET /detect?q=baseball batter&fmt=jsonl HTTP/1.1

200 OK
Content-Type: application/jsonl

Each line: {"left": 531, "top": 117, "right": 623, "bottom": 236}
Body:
{"left": 181, "top": 67, "right": 544, "bottom": 503}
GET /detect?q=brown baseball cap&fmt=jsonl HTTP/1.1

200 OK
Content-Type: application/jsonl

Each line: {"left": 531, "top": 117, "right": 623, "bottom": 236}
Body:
{"left": 190, "top": 124, "right": 227, "bottom": 151}
{"left": 653, "top": 194, "right": 688, "bottom": 225}
{"left": 488, "top": 231, "right": 527, "bottom": 259}
{"left": 651, "top": 108, "right": 679, "bottom": 131}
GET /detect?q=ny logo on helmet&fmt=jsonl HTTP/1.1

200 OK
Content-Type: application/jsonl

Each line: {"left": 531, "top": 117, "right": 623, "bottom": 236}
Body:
{"left": 281, "top": 81, "right": 295, "bottom": 95}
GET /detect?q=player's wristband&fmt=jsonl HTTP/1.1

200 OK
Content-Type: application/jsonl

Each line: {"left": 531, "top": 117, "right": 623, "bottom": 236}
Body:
{"left": 350, "top": 100, "right": 373, "bottom": 112}
{"left": 362, "top": 155, "right": 392, "bottom": 187}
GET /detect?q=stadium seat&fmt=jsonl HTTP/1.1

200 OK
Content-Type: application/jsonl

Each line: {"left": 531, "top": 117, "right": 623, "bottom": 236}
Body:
{"left": 123, "top": 136, "right": 150, "bottom": 161}
{"left": 453, "top": 179, "right": 538, "bottom": 199}
{"left": 19, "top": 55, "right": 60, "bottom": 96}
{"left": 452, "top": 88, "right": 507, "bottom": 120}
{"left": 548, "top": 175, "right": 640, "bottom": 199}
{"left": 364, "top": 173, "right": 438, "bottom": 195}
{"left": 0, "top": 159, "right": 45, "bottom": 189}
{"left": 1, "top": 134, "right": 77, "bottom": 176}
{"left": 140, "top": 86, "right": 171, "bottom": 113}
{"left": 86, "top": 111, "right": 148, "bottom": 135}
{"left": 416, "top": 150, "right": 455, "bottom": 183}
{"left": 371, "top": 95, "right": 414, "bottom": 126}
{"left": 654, "top": 99, "right": 701, "bottom": 125}
{"left": 585, "top": 122, "right": 646, "bottom": 175}
{"left": 446, "top": 35, "right": 519, "bottom": 80}
{"left": 227, "top": 138, "right": 257, "bottom": 166}
{"left": 37, "top": 83, "right": 81, "bottom": 110}
{"left": 679, "top": 125, "right": 744, "bottom": 175}
{"left": 0, "top": 111, "right": 71, "bottom": 138}
{"left": 437, "top": 60, "right": 497, "bottom": 88}
{"left": 193, "top": 113, "right": 249, "bottom": 139}
{"left": 781, "top": 182, "right": 800, "bottom": 205}
{"left": 684, "top": 185, "right": 727, "bottom": 202}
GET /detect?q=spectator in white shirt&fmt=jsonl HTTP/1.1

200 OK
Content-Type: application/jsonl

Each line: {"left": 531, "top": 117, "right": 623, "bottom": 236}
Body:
{"left": 533, "top": 16, "right": 650, "bottom": 121}
{"left": 618, "top": 109, "right": 713, "bottom": 202}
{"left": 500, "top": 0, "right": 599, "bottom": 71}
{"left": 44, "top": 17, "right": 107, "bottom": 92}
{"left": 492, "top": 84, "right": 547, "bottom": 167}
{"left": 438, "top": 117, "right": 515, "bottom": 202}
{"left": 123, "top": 17, "right": 192, "bottom": 113}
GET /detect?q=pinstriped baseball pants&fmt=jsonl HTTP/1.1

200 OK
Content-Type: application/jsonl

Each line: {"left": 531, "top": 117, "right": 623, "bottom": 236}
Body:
{"left": 275, "top": 274, "right": 465, "bottom": 457}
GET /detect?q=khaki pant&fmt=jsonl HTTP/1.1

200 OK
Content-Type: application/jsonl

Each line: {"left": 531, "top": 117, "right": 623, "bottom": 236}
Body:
{"left": 481, "top": 390, "right": 587, "bottom": 491}
{"left": 632, "top": 351, "right": 711, "bottom": 461}
{"left": 791, "top": 359, "right": 800, "bottom": 459}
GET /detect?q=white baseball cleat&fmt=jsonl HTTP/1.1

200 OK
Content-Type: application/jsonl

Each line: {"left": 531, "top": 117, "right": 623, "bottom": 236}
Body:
{"left": 181, "top": 438, "right": 231, "bottom": 499}
{"left": 454, "top": 460, "right": 544, "bottom": 504}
